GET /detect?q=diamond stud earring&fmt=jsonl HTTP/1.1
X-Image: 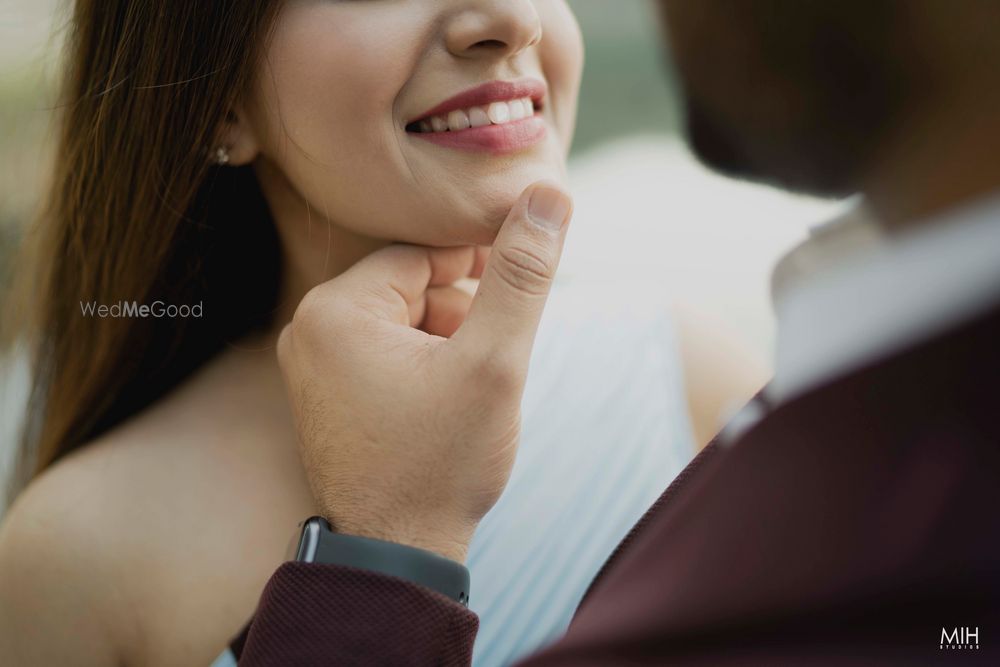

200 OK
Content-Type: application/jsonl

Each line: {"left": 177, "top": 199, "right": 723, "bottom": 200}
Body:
{"left": 213, "top": 146, "right": 231, "bottom": 166}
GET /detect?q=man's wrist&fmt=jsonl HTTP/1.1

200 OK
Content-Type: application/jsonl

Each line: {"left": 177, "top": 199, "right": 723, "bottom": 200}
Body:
{"left": 332, "top": 525, "right": 470, "bottom": 564}
{"left": 323, "top": 508, "right": 474, "bottom": 564}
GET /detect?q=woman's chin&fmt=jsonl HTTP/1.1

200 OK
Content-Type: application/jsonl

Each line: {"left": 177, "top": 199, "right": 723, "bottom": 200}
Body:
{"left": 382, "top": 159, "right": 569, "bottom": 247}
{"left": 458, "top": 163, "right": 569, "bottom": 232}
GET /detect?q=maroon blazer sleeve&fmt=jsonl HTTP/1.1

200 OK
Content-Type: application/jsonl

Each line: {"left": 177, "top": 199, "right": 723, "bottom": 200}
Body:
{"left": 238, "top": 562, "right": 478, "bottom": 666}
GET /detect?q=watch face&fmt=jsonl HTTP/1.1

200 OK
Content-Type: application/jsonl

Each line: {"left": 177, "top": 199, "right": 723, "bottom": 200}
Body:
{"left": 287, "top": 516, "right": 329, "bottom": 562}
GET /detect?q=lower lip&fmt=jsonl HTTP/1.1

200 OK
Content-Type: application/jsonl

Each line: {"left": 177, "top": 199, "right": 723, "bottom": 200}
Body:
{"left": 409, "top": 116, "right": 547, "bottom": 155}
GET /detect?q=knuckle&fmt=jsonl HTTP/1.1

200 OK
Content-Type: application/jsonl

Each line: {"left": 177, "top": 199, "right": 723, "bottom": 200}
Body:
{"left": 470, "top": 349, "right": 522, "bottom": 393}
{"left": 292, "top": 287, "right": 326, "bottom": 327}
{"left": 290, "top": 286, "right": 343, "bottom": 348}
{"left": 294, "top": 285, "right": 351, "bottom": 332}
{"left": 492, "top": 243, "right": 554, "bottom": 296}
{"left": 276, "top": 325, "right": 292, "bottom": 362}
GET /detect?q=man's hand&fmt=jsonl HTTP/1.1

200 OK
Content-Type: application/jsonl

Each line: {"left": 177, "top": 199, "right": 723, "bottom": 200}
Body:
{"left": 277, "top": 183, "right": 572, "bottom": 563}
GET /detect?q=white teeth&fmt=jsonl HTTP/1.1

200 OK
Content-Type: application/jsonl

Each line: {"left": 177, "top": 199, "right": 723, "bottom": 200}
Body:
{"left": 469, "top": 106, "right": 491, "bottom": 128}
{"left": 415, "top": 97, "right": 538, "bottom": 133}
{"left": 509, "top": 99, "right": 526, "bottom": 121}
{"left": 487, "top": 101, "right": 511, "bottom": 124}
{"left": 447, "top": 109, "right": 470, "bottom": 131}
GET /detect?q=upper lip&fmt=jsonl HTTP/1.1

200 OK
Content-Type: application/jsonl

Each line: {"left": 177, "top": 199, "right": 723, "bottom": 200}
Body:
{"left": 407, "top": 78, "right": 547, "bottom": 125}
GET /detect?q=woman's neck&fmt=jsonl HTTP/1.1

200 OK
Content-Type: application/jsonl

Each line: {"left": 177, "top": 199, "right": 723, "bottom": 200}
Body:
{"left": 252, "top": 157, "right": 393, "bottom": 337}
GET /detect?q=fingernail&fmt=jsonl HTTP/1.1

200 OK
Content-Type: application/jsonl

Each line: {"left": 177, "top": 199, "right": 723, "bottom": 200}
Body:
{"left": 527, "top": 186, "right": 571, "bottom": 231}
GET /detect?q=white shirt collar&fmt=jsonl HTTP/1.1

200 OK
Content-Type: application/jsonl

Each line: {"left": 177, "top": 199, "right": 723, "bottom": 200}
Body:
{"left": 768, "top": 191, "right": 1000, "bottom": 403}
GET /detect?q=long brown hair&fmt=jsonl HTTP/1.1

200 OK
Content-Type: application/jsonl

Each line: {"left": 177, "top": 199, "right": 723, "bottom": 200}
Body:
{"left": 2, "top": 0, "right": 285, "bottom": 503}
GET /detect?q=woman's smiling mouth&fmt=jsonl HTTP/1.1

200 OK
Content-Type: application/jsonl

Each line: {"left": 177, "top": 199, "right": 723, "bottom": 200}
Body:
{"left": 411, "top": 97, "right": 537, "bottom": 133}
{"left": 406, "top": 79, "right": 548, "bottom": 155}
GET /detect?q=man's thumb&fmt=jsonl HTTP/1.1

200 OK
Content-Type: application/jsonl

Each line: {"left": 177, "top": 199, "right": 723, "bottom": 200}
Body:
{"left": 453, "top": 182, "right": 572, "bottom": 365}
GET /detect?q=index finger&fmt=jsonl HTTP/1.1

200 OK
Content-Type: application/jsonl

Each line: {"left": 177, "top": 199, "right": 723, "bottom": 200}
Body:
{"left": 337, "top": 244, "right": 480, "bottom": 326}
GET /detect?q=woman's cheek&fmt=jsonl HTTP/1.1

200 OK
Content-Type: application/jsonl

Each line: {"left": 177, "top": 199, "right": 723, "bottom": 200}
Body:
{"left": 261, "top": 4, "right": 416, "bottom": 155}
{"left": 253, "top": 32, "right": 418, "bottom": 221}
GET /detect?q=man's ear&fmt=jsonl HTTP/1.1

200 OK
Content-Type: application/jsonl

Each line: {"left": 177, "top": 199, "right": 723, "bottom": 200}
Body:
{"left": 217, "top": 105, "right": 260, "bottom": 166}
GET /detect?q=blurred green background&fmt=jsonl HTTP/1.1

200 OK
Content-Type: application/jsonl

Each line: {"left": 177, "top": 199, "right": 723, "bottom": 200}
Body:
{"left": 568, "top": 0, "right": 680, "bottom": 152}
{"left": 0, "top": 0, "right": 679, "bottom": 288}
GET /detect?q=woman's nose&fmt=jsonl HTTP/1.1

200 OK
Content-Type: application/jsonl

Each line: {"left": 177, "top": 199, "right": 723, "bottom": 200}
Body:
{"left": 444, "top": 0, "right": 543, "bottom": 60}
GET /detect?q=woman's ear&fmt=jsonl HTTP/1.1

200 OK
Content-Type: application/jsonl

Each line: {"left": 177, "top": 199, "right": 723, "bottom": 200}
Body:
{"left": 217, "top": 105, "right": 260, "bottom": 166}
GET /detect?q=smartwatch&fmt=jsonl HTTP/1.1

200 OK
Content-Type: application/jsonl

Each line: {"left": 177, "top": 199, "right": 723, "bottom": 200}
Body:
{"left": 288, "top": 516, "right": 470, "bottom": 606}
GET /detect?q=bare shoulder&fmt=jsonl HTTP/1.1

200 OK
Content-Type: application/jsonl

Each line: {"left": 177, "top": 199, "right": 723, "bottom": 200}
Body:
{"left": 0, "top": 441, "right": 137, "bottom": 665}
{"left": 672, "top": 302, "right": 770, "bottom": 448}
{"left": 0, "top": 345, "right": 313, "bottom": 665}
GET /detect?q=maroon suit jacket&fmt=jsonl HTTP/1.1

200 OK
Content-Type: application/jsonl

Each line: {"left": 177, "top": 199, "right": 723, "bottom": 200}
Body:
{"left": 237, "top": 299, "right": 1000, "bottom": 665}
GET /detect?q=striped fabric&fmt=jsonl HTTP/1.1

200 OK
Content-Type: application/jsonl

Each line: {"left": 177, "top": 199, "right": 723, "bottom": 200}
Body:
{"left": 466, "top": 280, "right": 694, "bottom": 666}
